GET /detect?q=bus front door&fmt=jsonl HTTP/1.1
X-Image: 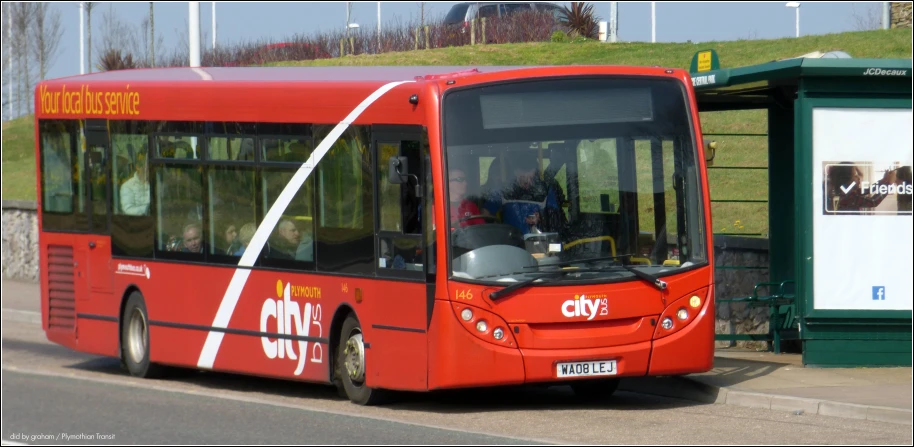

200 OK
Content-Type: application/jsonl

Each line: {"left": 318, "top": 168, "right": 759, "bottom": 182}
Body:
{"left": 71, "top": 119, "right": 116, "bottom": 355}
{"left": 83, "top": 120, "right": 114, "bottom": 298}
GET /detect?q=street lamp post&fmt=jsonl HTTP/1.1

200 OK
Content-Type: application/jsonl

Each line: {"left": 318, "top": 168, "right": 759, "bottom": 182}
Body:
{"left": 79, "top": 3, "right": 85, "bottom": 75}
{"left": 189, "top": 2, "right": 200, "bottom": 67}
{"left": 786, "top": 2, "right": 800, "bottom": 38}
{"left": 651, "top": 2, "right": 656, "bottom": 43}
{"left": 346, "top": 2, "right": 351, "bottom": 38}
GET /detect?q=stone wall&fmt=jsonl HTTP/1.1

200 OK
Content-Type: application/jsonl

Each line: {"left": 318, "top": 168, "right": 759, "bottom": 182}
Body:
{"left": 712, "top": 236, "right": 773, "bottom": 351}
{"left": 1, "top": 200, "right": 39, "bottom": 282}
{"left": 892, "top": 2, "right": 912, "bottom": 28}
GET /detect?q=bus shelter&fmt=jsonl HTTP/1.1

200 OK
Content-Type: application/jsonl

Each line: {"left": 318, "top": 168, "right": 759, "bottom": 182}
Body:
{"left": 690, "top": 51, "right": 912, "bottom": 367}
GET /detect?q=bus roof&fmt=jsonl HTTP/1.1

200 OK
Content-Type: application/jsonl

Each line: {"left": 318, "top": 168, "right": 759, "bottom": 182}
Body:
{"left": 42, "top": 64, "right": 694, "bottom": 85}
{"left": 45, "top": 66, "right": 544, "bottom": 84}
{"left": 35, "top": 65, "right": 691, "bottom": 123}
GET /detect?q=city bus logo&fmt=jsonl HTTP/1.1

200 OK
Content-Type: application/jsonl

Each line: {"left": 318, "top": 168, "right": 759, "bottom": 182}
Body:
{"left": 561, "top": 294, "right": 608, "bottom": 320}
{"left": 260, "top": 280, "right": 323, "bottom": 375}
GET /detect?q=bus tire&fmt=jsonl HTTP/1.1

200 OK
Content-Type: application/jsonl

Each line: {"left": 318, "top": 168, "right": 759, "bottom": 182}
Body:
{"left": 337, "top": 314, "right": 387, "bottom": 406}
{"left": 121, "top": 292, "right": 164, "bottom": 379}
{"left": 570, "top": 378, "right": 620, "bottom": 401}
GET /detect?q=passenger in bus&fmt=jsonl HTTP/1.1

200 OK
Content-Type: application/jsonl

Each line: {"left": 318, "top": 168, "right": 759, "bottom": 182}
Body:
{"left": 178, "top": 223, "right": 204, "bottom": 253}
{"left": 223, "top": 222, "right": 242, "bottom": 255}
{"left": 269, "top": 219, "right": 314, "bottom": 261}
{"left": 120, "top": 152, "right": 150, "bottom": 216}
{"left": 283, "top": 141, "right": 310, "bottom": 162}
{"left": 233, "top": 223, "right": 257, "bottom": 256}
{"left": 237, "top": 139, "right": 255, "bottom": 161}
{"left": 174, "top": 140, "right": 194, "bottom": 159}
{"left": 486, "top": 152, "right": 566, "bottom": 234}
{"left": 448, "top": 166, "right": 485, "bottom": 229}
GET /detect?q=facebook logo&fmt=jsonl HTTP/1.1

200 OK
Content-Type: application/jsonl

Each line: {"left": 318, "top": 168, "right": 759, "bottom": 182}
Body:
{"left": 872, "top": 286, "right": 886, "bottom": 301}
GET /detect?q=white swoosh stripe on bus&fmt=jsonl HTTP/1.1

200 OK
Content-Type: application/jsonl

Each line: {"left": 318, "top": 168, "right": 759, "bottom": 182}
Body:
{"left": 192, "top": 67, "right": 214, "bottom": 81}
{"left": 197, "top": 80, "right": 416, "bottom": 369}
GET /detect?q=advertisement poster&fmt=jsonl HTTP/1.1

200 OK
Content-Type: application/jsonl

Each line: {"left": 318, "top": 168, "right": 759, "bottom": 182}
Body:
{"left": 812, "top": 108, "right": 913, "bottom": 311}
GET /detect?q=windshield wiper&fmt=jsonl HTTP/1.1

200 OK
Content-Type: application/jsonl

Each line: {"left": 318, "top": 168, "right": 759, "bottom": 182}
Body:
{"left": 525, "top": 253, "right": 668, "bottom": 291}
{"left": 615, "top": 264, "right": 668, "bottom": 291}
{"left": 489, "top": 271, "right": 565, "bottom": 301}
{"left": 488, "top": 268, "right": 610, "bottom": 301}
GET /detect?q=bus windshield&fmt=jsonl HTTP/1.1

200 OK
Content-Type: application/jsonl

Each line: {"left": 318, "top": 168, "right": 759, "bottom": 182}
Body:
{"left": 443, "top": 76, "right": 707, "bottom": 285}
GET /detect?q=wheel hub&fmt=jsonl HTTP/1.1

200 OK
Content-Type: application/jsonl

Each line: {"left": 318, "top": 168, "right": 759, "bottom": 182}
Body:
{"left": 127, "top": 309, "right": 147, "bottom": 364}
{"left": 343, "top": 332, "right": 366, "bottom": 383}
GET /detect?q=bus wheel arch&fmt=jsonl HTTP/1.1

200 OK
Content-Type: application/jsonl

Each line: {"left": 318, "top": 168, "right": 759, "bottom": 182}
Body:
{"left": 331, "top": 308, "right": 388, "bottom": 405}
{"left": 329, "top": 304, "right": 358, "bottom": 397}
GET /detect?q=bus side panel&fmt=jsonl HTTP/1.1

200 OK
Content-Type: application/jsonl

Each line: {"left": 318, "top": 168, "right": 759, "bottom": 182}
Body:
{"left": 426, "top": 298, "right": 526, "bottom": 390}
{"left": 140, "top": 262, "right": 213, "bottom": 369}
{"left": 648, "top": 285, "right": 715, "bottom": 375}
{"left": 361, "top": 281, "right": 428, "bottom": 391}
{"left": 75, "top": 318, "right": 120, "bottom": 357}
{"left": 75, "top": 237, "right": 120, "bottom": 358}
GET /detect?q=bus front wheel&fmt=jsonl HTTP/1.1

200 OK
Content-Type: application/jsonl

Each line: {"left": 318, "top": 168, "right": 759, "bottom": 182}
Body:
{"left": 121, "top": 292, "right": 164, "bottom": 379}
{"left": 337, "top": 314, "right": 388, "bottom": 406}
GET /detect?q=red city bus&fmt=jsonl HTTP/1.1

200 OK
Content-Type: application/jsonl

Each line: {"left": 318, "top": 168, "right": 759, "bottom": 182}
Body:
{"left": 34, "top": 65, "right": 714, "bottom": 405}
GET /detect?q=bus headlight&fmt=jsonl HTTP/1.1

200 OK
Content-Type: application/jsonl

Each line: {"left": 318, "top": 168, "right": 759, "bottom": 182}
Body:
{"left": 451, "top": 303, "right": 517, "bottom": 347}
{"left": 661, "top": 317, "right": 674, "bottom": 330}
{"left": 677, "top": 308, "right": 689, "bottom": 320}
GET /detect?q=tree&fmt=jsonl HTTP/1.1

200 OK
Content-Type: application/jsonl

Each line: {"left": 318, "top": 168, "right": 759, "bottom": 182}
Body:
{"left": 85, "top": 2, "right": 93, "bottom": 73}
{"left": 2, "top": 2, "right": 11, "bottom": 120}
{"left": 97, "top": 48, "right": 137, "bottom": 71}
{"left": 139, "top": 16, "right": 165, "bottom": 68}
{"left": 96, "top": 3, "right": 161, "bottom": 70}
{"left": 558, "top": 2, "right": 600, "bottom": 40}
{"left": 97, "top": 3, "right": 135, "bottom": 59}
{"left": 149, "top": 2, "right": 154, "bottom": 67}
{"left": 32, "top": 2, "right": 64, "bottom": 80}
{"left": 850, "top": 3, "right": 881, "bottom": 31}
{"left": 12, "top": 2, "right": 36, "bottom": 115}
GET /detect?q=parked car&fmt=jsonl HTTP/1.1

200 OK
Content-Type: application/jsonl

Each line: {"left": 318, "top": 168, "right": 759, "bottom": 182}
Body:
{"left": 444, "top": 2, "right": 564, "bottom": 33}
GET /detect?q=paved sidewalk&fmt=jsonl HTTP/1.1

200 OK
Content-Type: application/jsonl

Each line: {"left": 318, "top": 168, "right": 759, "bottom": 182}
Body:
{"left": 620, "top": 349, "right": 913, "bottom": 425}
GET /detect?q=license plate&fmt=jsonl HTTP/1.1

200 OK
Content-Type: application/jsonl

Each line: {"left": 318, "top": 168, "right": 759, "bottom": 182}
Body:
{"left": 556, "top": 360, "right": 618, "bottom": 378}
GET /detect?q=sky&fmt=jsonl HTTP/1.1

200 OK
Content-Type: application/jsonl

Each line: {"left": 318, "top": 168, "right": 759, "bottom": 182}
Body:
{"left": 14, "top": 2, "right": 894, "bottom": 84}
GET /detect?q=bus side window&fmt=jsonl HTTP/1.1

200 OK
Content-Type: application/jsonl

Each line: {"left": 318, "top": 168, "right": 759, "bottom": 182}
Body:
{"left": 156, "top": 165, "right": 205, "bottom": 255}
{"left": 314, "top": 125, "right": 374, "bottom": 274}
{"left": 262, "top": 169, "right": 315, "bottom": 265}
{"left": 208, "top": 165, "right": 257, "bottom": 258}
{"left": 376, "top": 136, "right": 424, "bottom": 274}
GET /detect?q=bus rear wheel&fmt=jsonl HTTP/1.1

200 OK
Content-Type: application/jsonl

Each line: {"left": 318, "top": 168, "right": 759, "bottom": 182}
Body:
{"left": 337, "top": 314, "right": 388, "bottom": 406}
{"left": 569, "top": 378, "right": 620, "bottom": 401}
{"left": 121, "top": 292, "right": 164, "bottom": 379}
